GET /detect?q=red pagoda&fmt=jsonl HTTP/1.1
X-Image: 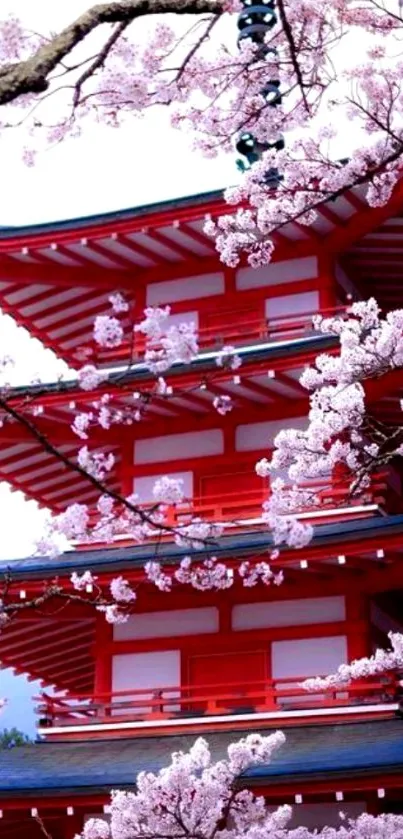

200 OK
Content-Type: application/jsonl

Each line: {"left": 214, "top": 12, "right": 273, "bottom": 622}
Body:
{"left": 1, "top": 184, "right": 403, "bottom": 838}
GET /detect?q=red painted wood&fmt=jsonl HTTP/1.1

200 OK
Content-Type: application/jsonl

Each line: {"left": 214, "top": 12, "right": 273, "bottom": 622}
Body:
{"left": 196, "top": 465, "right": 263, "bottom": 502}
{"left": 94, "top": 615, "right": 113, "bottom": 695}
{"left": 327, "top": 178, "right": 403, "bottom": 254}
{"left": 35, "top": 669, "right": 398, "bottom": 729}
{"left": 186, "top": 650, "right": 268, "bottom": 711}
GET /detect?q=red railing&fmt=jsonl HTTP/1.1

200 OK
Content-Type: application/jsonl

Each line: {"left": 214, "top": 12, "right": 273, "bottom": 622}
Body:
{"left": 98, "top": 305, "right": 347, "bottom": 361}
{"left": 82, "top": 473, "right": 388, "bottom": 548}
{"left": 142, "top": 474, "right": 389, "bottom": 529}
{"left": 195, "top": 305, "right": 348, "bottom": 350}
{"left": 36, "top": 672, "right": 400, "bottom": 729}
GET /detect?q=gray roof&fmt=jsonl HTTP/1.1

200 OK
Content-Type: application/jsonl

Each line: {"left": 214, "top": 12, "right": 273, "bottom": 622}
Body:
{"left": 0, "top": 190, "right": 224, "bottom": 239}
{"left": 1, "top": 719, "right": 403, "bottom": 797}
{"left": 1, "top": 514, "right": 402, "bottom": 579}
{"left": 9, "top": 333, "right": 337, "bottom": 399}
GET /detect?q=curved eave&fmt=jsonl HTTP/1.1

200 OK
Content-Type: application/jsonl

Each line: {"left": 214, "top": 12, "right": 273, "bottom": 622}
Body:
{"left": 0, "top": 180, "right": 400, "bottom": 368}
{"left": 1, "top": 720, "right": 403, "bottom": 796}
{"left": 0, "top": 334, "right": 335, "bottom": 515}
{"left": 0, "top": 190, "right": 225, "bottom": 242}
{"left": 9, "top": 332, "right": 338, "bottom": 398}
{"left": 3, "top": 514, "right": 403, "bottom": 580}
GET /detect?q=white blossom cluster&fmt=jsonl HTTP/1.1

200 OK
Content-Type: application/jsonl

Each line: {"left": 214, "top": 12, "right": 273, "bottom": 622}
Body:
{"left": 79, "top": 734, "right": 403, "bottom": 839}
{"left": 303, "top": 631, "right": 403, "bottom": 691}
{"left": 259, "top": 300, "right": 403, "bottom": 548}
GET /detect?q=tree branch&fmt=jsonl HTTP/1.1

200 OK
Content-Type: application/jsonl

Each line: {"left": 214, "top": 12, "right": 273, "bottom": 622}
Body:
{"left": 0, "top": 393, "right": 163, "bottom": 532}
{"left": 72, "top": 20, "right": 130, "bottom": 107}
{"left": 0, "top": 0, "right": 222, "bottom": 107}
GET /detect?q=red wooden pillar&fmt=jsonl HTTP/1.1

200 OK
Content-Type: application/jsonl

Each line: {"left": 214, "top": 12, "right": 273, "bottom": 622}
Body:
{"left": 94, "top": 613, "right": 113, "bottom": 702}
{"left": 317, "top": 254, "right": 338, "bottom": 310}
{"left": 119, "top": 433, "right": 134, "bottom": 498}
{"left": 346, "top": 593, "right": 370, "bottom": 661}
{"left": 63, "top": 813, "right": 84, "bottom": 839}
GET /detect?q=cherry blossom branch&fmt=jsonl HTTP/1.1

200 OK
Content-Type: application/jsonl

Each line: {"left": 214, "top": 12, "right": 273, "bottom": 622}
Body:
{"left": 72, "top": 20, "right": 131, "bottom": 108}
{"left": 302, "top": 631, "right": 403, "bottom": 691}
{"left": 34, "top": 816, "right": 53, "bottom": 839}
{"left": 174, "top": 15, "right": 219, "bottom": 84}
{"left": 78, "top": 732, "right": 403, "bottom": 839}
{"left": 0, "top": 0, "right": 222, "bottom": 107}
{"left": 0, "top": 392, "right": 163, "bottom": 531}
{"left": 276, "top": 0, "right": 309, "bottom": 111}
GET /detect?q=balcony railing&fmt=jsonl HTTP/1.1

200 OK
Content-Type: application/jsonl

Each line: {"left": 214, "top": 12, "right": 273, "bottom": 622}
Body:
{"left": 81, "top": 473, "right": 389, "bottom": 550}
{"left": 195, "top": 305, "right": 348, "bottom": 351}
{"left": 99, "top": 305, "right": 347, "bottom": 362}
{"left": 36, "top": 672, "right": 400, "bottom": 730}
{"left": 143, "top": 474, "right": 389, "bottom": 529}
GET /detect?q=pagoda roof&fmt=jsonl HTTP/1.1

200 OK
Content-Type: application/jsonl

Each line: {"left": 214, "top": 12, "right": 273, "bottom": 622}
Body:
{"left": 0, "top": 181, "right": 402, "bottom": 366}
{"left": 1, "top": 719, "right": 403, "bottom": 796}
{"left": 0, "top": 190, "right": 224, "bottom": 240}
{"left": 0, "top": 333, "right": 336, "bottom": 514}
{"left": 0, "top": 324, "right": 399, "bottom": 517}
{"left": 1, "top": 515, "right": 402, "bottom": 694}
{"left": 2, "top": 513, "right": 403, "bottom": 580}
{"left": 0, "top": 189, "right": 229, "bottom": 367}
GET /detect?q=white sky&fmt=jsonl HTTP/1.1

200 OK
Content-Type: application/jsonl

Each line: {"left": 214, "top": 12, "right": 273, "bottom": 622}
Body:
{"left": 0, "top": 0, "right": 238, "bottom": 732}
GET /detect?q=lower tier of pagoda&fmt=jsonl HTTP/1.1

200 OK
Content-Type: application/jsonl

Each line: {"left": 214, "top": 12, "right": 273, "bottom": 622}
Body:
{"left": 1, "top": 719, "right": 403, "bottom": 839}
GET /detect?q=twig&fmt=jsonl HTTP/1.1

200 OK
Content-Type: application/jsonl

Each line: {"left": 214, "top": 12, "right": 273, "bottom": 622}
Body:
{"left": 73, "top": 20, "right": 130, "bottom": 108}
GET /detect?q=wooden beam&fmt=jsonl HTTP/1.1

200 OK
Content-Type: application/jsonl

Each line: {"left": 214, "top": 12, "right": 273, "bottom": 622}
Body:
{"left": 326, "top": 178, "right": 403, "bottom": 254}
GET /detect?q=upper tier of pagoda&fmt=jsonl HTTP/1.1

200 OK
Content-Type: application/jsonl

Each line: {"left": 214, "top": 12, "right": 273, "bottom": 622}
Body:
{"left": 0, "top": 181, "right": 402, "bottom": 367}
{"left": 0, "top": 182, "right": 402, "bottom": 517}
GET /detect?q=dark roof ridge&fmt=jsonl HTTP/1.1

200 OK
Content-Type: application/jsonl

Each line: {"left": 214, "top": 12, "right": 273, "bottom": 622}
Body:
{"left": 0, "top": 189, "right": 225, "bottom": 240}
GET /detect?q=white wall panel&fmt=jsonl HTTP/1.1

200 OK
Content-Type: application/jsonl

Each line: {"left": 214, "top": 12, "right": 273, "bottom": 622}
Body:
{"left": 112, "top": 649, "right": 180, "bottom": 712}
{"left": 232, "top": 597, "right": 345, "bottom": 631}
{"left": 146, "top": 273, "right": 224, "bottom": 305}
{"left": 165, "top": 310, "right": 199, "bottom": 330}
{"left": 272, "top": 635, "right": 347, "bottom": 679}
{"left": 236, "top": 256, "right": 317, "bottom": 290}
{"left": 114, "top": 606, "right": 219, "bottom": 640}
{"left": 133, "top": 471, "right": 194, "bottom": 502}
{"left": 236, "top": 417, "right": 307, "bottom": 451}
{"left": 265, "top": 290, "right": 319, "bottom": 320}
{"left": 134, "top": 428, "right": 224, "bottom": 464}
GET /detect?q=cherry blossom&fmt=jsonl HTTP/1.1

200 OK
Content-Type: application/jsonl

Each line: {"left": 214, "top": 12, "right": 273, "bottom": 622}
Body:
{"left": 56, "top": 504, "right": 90, "bottom": 541}
{"left": 109, "top": 293, "right": 129, "bottom": 314}
{"left": 152, "top": 475, "right": 185, "bottom": 505}
{"left": 174, "top": 555, "right": 234, "bottom": 590}
{"left": 134, "top": 306, "right": 171, "bottom": 343}
{"left": 156, "top": 377, "right": 173, "bottom": 396}
{"left": 72, "top": 412, "right": 93, "bottom": 440}
{"left": 77, "top": 447, "right": 115, "bottom": 480}
{"left": 109, "top": 576, "right": 137, "bottom": 603}
{"left": 303, "top": 631, "right": 403, "bottom": 691}
{"left": 144, "top": 554, "right": 283, "bottom": 593}
{"left": 80, "top": 732, "right": 403, "bottom": 839}
{"left": 144, "top": 560, "right": 172, "bottom": 592}
{"left": 71, "top": 570, "right": 98, "bottom": 591}
{"left": 216, "top": 345, "right": 242, "bottom": 370}
{"left": 134, "top": 306, "right": 199, "bottom": 373}
{"left": 78, "top": 365, "right": 107, "bottom": 392}
{"left": 260, "top": 300, "right": 403, "bottom": 548}
{"left": 213, "top": 394, "right": 233, "bottom": 415}
{"left": 94, "top": 315, "right": 124, "bottom": 349}
{"left": 1, "top": 0, "right": 403, "bottom": 265}
{"left": 239, "top": 560, "right": 283, "bottom": 587}
{"left": 97, "top": 603, "right": 129, "bottom": 624}
{"left": 174, "top": 519, "right": 223, "bottom": 550}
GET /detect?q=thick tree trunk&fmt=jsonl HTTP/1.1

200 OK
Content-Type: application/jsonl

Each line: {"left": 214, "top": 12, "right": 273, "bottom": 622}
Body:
{"left": 0, "top": 0, "right": 222, "bottom": 106}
